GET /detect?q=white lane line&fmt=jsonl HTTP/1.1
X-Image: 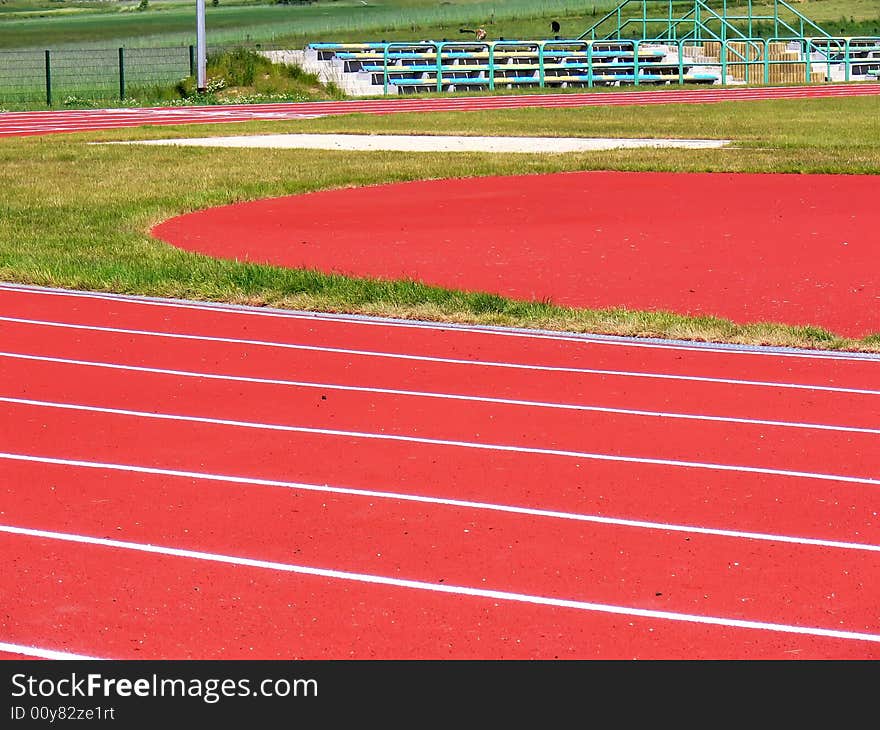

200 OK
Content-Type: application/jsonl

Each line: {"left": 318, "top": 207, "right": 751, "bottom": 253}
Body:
{"left": 1, "top": 114, "right": 321, "bottom": 134}
{"left": 3, "top": 282, "right": 878, "bottom": 361}
{"left": 2, "top": 451, "right": 878, "bottom": 554}
{"left": 3, "top": 523, "right": 879, "bottom": 644}
{"left": 3, "top": 87, "right": 877, "bottom": 138}
{"left": 0, "top": 641, "right": 106, "bottom": 661}
{"left": 3, "top": 316, "right": 878, "bottom": 395}
{"left": 4, "top": 397, "right": 878, "bottom": 486}
{"left": 1, "top": 85, "right": 873, "bottom": 121}
{"left": 3, "top": 351, "right": 878, "bottom": 435}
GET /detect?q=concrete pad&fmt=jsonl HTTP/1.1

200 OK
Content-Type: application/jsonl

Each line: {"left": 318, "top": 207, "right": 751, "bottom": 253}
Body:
{"left": 112, "top": 133, "right": 730, "bottom": 153}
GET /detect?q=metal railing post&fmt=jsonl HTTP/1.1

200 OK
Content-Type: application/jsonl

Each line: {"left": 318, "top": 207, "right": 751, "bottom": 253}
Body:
{"left": 677, "top": 38, "right": 685, "bottom": 84}
{"left": 488, "top": 42, "right": 495, "bottom": 91}
{"left": 587, "top": 41, "right": 594, "bottom": 88}
{"left": 720, "top": 38, "right": 727, "bottom": 83}
{"left": 436, "top": 41, "right": 443, "bottom": 93}
{"left": 538, "top": 41, "right": 545, "bottom": 88}
{"left": 804, "top": 38, "right": 810, "bottom": 82}
{"left": 763, "top": 37, "right": 770, "bottom": 84}
{"left": 633, "top": 39, "right": 640, "bottom": 85}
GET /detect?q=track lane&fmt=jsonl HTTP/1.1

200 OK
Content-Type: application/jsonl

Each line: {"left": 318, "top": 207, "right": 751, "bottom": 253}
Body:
{"left": 3, "top": 317, "right": 879, "bottom": 433}
{"left": 3, "top": 345, "right": 878, "bottom": 433}
{"left": 4, "top": 395, "right": 878, "bottom": 489}
{"left": 1, "top": 83, "right": 879, "bottom": 138}
{"left": 3, "top": 358, "right": 878, "bottom": 477}
{"left": 1, "top": 285, "right": 877, "bottom": 390}
{"left": 3, "top": 458, "right": 879, "bottom": 635}
{"left": 2, "top": 533, "right": 878, "bottom": 660}
{"left": 3, "top": 401, "right": 877, "bottom": 545}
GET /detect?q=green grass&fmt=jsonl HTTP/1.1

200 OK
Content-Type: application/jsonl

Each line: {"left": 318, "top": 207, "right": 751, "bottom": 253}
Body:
{"left": 1, "top": 0, "right": 877, "bottom": 108}
{"left": 0, "top": 0, "right": 877, "bottom": 50}
{"left": 1, "top": 93, "right": 878, "bottom": 351}
{"left": 1, "top": 0, "right": 877, "bottom": 107}
{"left": 160, "top": 46, "right": 346, "bottom": 102}
{"left": 0, "top": 0, "right": 623, "bottom": 49}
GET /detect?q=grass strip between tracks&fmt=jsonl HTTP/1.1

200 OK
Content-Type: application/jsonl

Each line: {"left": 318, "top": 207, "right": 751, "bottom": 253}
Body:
{"left": 1, "top": 94, "right": 878, "bottom": 352}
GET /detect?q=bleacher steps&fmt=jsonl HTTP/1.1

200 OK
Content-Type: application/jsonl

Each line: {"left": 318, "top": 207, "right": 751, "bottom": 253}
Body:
{"left": 263, "top": 38, "right": 878, "bottom": 96}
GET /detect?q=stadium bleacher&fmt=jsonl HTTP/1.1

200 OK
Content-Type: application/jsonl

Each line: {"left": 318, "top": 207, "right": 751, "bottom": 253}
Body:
{"left": 268, "top": 40, "right": 729, "bottom": 95}
{"left": 263, "top": 35, "right": 880, "bottom": 96}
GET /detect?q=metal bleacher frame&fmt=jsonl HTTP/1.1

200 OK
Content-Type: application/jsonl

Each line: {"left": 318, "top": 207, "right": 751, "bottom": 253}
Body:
{"left": 579, "top": 0, "right": 880, "bottom": 86}
{"left": 300, "top": 1, "right": 880, "bottom": 95}
{"left": 305, "top": 39, "right": 725, "bottom": 95}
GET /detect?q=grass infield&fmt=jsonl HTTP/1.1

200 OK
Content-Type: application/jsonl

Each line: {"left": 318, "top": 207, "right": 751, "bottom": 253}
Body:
{"left": 1, "top": 93, "right": 879, "bottom": 352}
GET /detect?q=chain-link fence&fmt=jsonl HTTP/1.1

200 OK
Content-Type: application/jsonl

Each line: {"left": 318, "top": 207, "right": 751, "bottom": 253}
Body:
{"left": 0, "top": 45, "right": 198, "bottom": 106}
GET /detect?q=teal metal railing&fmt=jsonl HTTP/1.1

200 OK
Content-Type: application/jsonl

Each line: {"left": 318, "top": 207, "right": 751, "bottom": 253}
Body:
{"left": 320, "top": 36, "right": 880, "bottom": 94}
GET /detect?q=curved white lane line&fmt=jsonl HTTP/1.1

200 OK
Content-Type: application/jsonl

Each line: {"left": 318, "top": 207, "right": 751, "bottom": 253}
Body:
{"left": 3, "top": 316, "right": 878, "bottom": 394}
{"left": 0, "top": 641, "right": 106, "bottom": 660}
{"left": 2, "top": 351, "right": 877, "bottom": 434}
{"left": 1, "top": 451, "right": 878, "bottom": 553}
{"left": 2, "top": 282, "right": 879, "bottom": 362}
{"left": 3, "top": 523, "right": 879, "bottom": 645}
{"left": 2, "top": 83, "right": 879, "bottom": 133}
{"left": 3, "top": 396, "right": 878, "bottom": 485}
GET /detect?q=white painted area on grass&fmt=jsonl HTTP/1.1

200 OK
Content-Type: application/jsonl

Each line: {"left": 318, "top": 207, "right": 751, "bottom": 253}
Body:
{"left": 107, "top": 133, "right": 731, "bottom": 153}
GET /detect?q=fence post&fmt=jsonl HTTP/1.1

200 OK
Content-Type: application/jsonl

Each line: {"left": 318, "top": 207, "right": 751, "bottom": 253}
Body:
{"left": 118, "top": 47, "right": 125, "bottom": 100}
{"left": 189, "top": 45, "right": 195, "bottom": 77}
{"left": 44, "top": 49, "right": 52, "bottom": 107}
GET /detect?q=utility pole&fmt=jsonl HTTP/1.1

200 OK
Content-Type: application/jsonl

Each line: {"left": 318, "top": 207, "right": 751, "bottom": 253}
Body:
{"left": 196, "top": 0, "right": 207, "bottom": 92}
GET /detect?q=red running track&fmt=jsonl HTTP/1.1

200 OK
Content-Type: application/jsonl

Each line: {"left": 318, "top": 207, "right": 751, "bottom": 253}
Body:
{"left": 0, "top": 283, "right": 878, "bottom": 660}
{"left": 1, "top": 83, "right": 878, "bottom": 138}
{"left": 153, "top": 170, "right": 880, "bottom": 339}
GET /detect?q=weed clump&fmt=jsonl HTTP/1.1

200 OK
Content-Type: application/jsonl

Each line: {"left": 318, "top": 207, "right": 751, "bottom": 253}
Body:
{"left": 168, "top": 47, "right": 345, "bottom": 105}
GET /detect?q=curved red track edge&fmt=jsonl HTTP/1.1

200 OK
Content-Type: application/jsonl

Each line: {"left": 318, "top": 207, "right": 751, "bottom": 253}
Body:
{"left": 153, "top": 170, "right": 880, "bottom": 338}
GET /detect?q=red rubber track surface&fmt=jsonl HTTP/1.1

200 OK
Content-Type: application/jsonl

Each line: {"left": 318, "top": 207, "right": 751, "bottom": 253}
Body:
{"left": 153, "top": 170, "right": 880, "bottom": 338}
{"left": 1, "top": 83, "right": 878, "bottom": 138}
{"left": 1, "top": 284, "right": 878, "bottom": 660}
